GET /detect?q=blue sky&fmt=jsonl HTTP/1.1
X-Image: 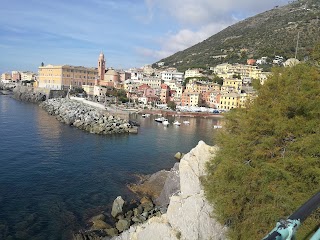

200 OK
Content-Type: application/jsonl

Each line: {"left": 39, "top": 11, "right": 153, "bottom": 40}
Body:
{"left": 0, "top": 0, "right": 287, "bottom": 73}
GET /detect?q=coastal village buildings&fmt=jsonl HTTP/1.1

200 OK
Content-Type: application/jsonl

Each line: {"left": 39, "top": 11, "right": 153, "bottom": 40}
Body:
{"left": 1, "top": 52, "right": 267, "bottom": 112}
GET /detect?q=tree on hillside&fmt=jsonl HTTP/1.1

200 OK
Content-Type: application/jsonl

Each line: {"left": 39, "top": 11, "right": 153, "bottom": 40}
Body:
{"left": 204, "top": 63, "right": 320, "bottom": 239}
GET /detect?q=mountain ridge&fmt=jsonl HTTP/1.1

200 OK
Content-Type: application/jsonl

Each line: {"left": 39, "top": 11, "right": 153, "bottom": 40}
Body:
{"left": 154, "top": 0, "right": 320, "bottom": 71}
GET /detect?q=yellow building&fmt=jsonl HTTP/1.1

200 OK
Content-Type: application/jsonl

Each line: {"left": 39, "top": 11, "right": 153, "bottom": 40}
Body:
{"left": 222, "top": 79, "right": 243, "bottom": 92}
{"left": 38, "top": 64, "right": 98, "bottom": 90}
{"left": 219, "top": 93, "right": 240, "bottom": 110}
{"left": 213, "top": 63, "right": 262, "bottom": 80}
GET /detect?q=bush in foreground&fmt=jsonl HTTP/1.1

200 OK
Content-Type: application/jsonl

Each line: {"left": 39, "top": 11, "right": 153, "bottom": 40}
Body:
{"left": 204, "top": 63, "right": 320, "bottom": 239}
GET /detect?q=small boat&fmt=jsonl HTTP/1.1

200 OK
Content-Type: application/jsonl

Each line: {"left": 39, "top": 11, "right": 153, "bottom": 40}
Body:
{"left": 162, "top": 119, "right": 169, "bottom": 126}
{"left": 173, "top": 120, "right": 181, "bottom": 126}
{"left": 213, "top": 125, "right": 222, "bottom": 129}
{"left": 155, "top": 117, "right": 166, "bottom": 123}
{"left": 183, "top": 120, "right": 190, "bottom": 125}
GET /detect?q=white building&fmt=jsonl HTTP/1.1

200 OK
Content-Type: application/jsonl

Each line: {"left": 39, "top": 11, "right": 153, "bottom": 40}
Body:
{"left": 256, "top": 57, "right": 268, "bottom": 65}
{"left": 161, "top": 71, "right": 184, "bottom": 83}
{"left": 129, "top": 68, "right": 144, "bottom": 81}
{"left": 184, "top": 68, "right": 203, "bottom": 78}
{"left": 21, "top": 71, "right": 36, "bottom": 81}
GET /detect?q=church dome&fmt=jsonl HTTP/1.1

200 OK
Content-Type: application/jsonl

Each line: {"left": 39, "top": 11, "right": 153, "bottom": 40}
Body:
{"left": 99, "top": 52, "right": 104, "bottom": 58}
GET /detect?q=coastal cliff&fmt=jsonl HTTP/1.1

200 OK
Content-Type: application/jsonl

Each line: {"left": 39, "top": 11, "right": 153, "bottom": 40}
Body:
{"left": 112, "top": 141, "right": 226, "bottom": 240}
{"left": 40, "top": 98, "right": 138, "bottom": 134}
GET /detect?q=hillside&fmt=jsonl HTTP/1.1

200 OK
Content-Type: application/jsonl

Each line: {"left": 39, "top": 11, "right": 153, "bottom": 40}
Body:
{"left": 154, "top": 0, "right": 320, "bottom": 71}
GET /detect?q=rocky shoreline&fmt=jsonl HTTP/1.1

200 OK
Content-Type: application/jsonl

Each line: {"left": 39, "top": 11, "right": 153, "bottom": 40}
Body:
{"left": 40, "top": 98, "right": 138, "bottom": 135}
{"left": 73, "top": 141, "right": 227, "bottom": 240}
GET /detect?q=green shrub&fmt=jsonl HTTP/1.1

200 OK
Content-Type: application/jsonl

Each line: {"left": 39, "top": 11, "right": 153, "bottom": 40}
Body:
{"left": 204, "top": 63, "right": 320, "bottom": 239}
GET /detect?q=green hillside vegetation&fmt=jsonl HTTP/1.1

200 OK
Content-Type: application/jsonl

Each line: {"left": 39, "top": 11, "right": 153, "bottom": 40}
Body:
{"left": 204, "top": 44, "right": 320, "bottom": 239}
{"left": 155, "top": 0, "right": 320, "bottom": 71}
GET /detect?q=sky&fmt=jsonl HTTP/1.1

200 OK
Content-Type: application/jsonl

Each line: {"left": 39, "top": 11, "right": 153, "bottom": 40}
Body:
{"left": 0, "top": 0, "right": 288, "bottom": 73}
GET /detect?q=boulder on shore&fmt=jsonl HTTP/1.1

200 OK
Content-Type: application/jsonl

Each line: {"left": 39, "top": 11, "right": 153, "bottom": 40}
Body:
{"left": 111, "top": 141, "right": 227, "bottom": 240}
{"left": 174, "top": 152, "right": 184, "bottom": 161}
{"left": 111, "top": 196, "right": 125, "bottom": 218}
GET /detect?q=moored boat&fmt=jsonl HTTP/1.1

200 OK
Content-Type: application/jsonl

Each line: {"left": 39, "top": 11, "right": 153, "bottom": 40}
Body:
{"left": 173, "top": 120, "right": 181, "bottom": 126}
{"left": 155, "top": 117, "right": 166, "bottom": 123}
{"left": 162, "top": 119, "right": 169, "bottom": 126}
{"left": 183, "top": 120, "right": 190, "bottom": 125}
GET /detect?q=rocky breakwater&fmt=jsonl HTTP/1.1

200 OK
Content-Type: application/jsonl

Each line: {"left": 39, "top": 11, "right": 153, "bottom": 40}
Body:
{"left": 112, "top": 141, "right": 227, "bottom": 240}
{"left": 40, "top": 98, "right": 138, "bottom": 134}
{"left": 13, "top": 86, "right": 47, "bottom": 103}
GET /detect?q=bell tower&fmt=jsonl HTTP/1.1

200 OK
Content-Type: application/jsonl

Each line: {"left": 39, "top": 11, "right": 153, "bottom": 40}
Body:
{"left": 98, "top": 52, "right": 105, "bottom": 82}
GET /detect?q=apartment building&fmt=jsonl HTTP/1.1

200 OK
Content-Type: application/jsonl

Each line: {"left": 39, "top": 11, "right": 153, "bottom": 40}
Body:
{"left": 12, "top": 71, "right": 21, "bottom": 82}
{"left": 213, "top": 63, "right": 262, "bottom": 79}
{"left": 165, "top": 80, "right": 185, "bottom": 100}
{"left": 1, "top": 73, "right": 12, "bottom": 83}
{"left": 160, "top": 84, "right": 170, "bottom": 104}
{"left": 38, "top": 64, "right": 98, "bottom": 90}
{"left": 219, "top": 93, "right": 240, "bottom": 110}
{"left": 222, "top": 79, "right": 243, "bottom": 92}
{"left": 161, "top": 71, "right": 184, "bottom": 82}
{"left": 184, "top": 68, "right": 203, "bottom": 78}
{"left": 181, "top": 90, "right": 201, "bottom": 107}
{"left": 209, "top": 92, "right": 221, "bottom": 108}
{"left": 21, "top": 71, "right": 36, "bottom": 81}
{"left": 140, "top": 77, "right": 162, "bottom": 90}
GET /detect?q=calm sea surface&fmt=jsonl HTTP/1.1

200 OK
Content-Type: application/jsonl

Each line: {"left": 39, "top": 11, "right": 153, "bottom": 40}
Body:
{"left": 0, "top": 95, "right": 221, "bottom": 240}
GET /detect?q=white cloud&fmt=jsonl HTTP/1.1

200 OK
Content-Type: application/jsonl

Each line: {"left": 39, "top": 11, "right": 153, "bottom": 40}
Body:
{"left": 146, "top": 0, "right": 288, "bottom": 25}
{"left": 136, "top": 22, "right": 229, "bottom": 60}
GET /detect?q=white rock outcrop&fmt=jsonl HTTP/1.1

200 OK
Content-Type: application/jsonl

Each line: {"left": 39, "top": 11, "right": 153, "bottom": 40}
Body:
{"left": 112, "top": 141, "right": 227, "bottom": 240}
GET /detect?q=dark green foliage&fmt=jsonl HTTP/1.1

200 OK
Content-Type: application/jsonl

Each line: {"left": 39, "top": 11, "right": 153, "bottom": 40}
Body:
{"left": 167, "top": 101, "right": 176, "bottom": 110}
{"left": 204, "top": 63, "right": 320, "bottom": 239}
{"left": 105, "top": 88, "right": 129, "bottom": 103}
{"left": 213, "top": 75, "right": 223, "bottom": 85}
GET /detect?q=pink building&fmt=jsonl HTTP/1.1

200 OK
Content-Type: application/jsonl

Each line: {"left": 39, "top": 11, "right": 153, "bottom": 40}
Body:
{"left": 160, "top": 84, "right": 170, "bottom": 103}
{"left": 12, "top": 71, "right": 21, "bottom": 82}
